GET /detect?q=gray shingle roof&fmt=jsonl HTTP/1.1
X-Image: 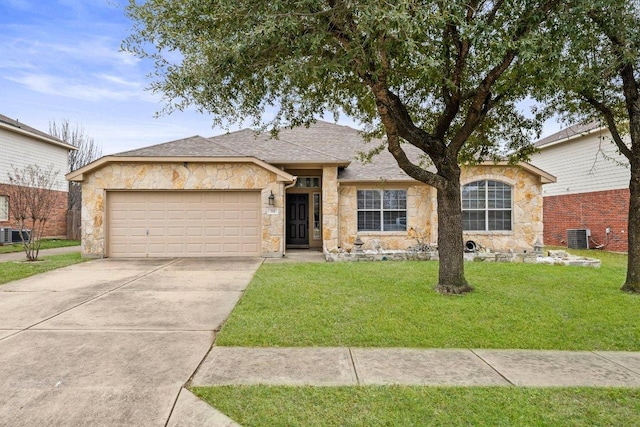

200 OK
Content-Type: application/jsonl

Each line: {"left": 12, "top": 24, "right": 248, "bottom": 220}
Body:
{"left": 0, "top": 113, "right": 68, "bottom": 146}
{"left": 534, "top": 122, "right": 602, "bottom": 148}
{"left": 114, "top": 135, "right": 244, "bottom": 157}
{"left": 110, "top": 121, "right": 430, "bottom": 182}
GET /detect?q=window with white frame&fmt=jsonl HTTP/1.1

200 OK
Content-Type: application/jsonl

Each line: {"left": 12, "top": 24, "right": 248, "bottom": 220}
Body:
{"left": 0, "top": 196, "right": 8, "bottom": 222}
{"left": 462, "top": 180, "right": 512, "bottom": 231}
{"left": 357, "top": 189, "right": 407, "bottom": 232}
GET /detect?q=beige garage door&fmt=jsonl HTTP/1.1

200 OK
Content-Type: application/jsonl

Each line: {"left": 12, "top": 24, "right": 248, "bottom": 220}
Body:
{"left": 108, "top": 191, "right": 260, "bottom": 257}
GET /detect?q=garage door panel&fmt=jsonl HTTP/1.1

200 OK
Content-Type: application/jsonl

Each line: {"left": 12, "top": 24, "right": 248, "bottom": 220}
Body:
{"left": 205, "top": 227, "right": 222, "bottom": 237}
{"left": 243, "top": 226, "right": 259, "bottom": 237}
{"left": 187, "top": 227, "right": 204, "bottom": 236}
{"left": 108, "top": 191, "right": 260, "bottom": 257}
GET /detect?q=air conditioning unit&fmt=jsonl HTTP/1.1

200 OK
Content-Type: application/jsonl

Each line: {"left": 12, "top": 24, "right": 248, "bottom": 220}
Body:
{"left": 567, "top": 229, "right": 590, "bottom": 249}
{"left": 0, "top": 228, "right": 10, "bottom": 244}
{"left": 11, "top": 229, "right": 30, "bottom": 243}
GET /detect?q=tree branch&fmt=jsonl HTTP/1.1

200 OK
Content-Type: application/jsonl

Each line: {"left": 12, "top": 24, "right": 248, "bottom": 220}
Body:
{"left": 581, "top": 91, "right": 633, "bottom": 158}
{"left": 449, "top": 0, "right": 559, "bottom": 155}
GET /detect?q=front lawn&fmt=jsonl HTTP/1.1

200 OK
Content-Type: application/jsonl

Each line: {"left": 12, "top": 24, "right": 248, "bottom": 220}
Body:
{"left": 216, "top": 249, "right": 638, "bottom": 350}
{"left": 0, "top": 252, "right": 88, "bottom": 285}
{"left": 0, "top": 239, "right": 80, "bottom": 254}
{"left": 193, "top": 385, "right": 640, "bottom": 427}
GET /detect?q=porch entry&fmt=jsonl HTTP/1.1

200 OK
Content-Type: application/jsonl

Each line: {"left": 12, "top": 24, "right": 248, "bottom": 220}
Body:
{"left": 286, "top": 193, "right": 309, "bottom": 247}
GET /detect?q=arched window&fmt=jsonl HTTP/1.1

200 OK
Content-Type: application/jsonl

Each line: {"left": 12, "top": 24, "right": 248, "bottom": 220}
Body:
{"left": 462, "top": 180, "right": 512, "bottom": 231}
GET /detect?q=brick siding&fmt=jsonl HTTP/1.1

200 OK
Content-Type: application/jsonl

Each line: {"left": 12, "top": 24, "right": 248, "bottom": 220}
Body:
{"left": 543, "top": 189, "right": 629, "bottom": 252}
{"left": 0, "top": 183, "right": 68, "bottom": 238}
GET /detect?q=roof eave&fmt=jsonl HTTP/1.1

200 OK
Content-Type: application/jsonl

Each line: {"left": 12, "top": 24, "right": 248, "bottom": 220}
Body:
{"left": 474, "top": 160, "right": 557, "bottom": 184}
{"left": 536, "top": 125, "right": 608, "bottom": 149}
{"left": 0, "top": 121, "right": 77, "bottom": 151}
{"left": 65, "top": 155, "right": 295, "bottom": 182}
{"left": 338, "top": 178, "right": 426, "bottom": 185}
{"left": 271, "top": 160, "right": 351, "bottom": 168}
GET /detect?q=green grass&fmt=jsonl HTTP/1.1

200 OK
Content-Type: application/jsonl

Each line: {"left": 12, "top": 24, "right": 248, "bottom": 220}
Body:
{"left": 192, "top": 385, "right": 640, "bottom": 427}
{"left": 0, "top": 239, "right": 80, "bottom": 254}
{"left": 216, "top": 249, "right": 639, "bottom": 350}
{"left": 0, "top": 252, "right": 88, "bottom": 285}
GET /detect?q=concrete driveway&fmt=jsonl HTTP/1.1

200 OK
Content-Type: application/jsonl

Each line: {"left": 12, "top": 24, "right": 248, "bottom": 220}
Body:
{"left": 0, "top": 257, "right": 262, "bottom": 426}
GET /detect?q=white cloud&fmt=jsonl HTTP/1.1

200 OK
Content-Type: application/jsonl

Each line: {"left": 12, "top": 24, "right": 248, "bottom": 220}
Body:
{"left": 7, "top": 73, "right": 141, "bottom": 101}
{"left": 94, "top": 73, "right": 141, "bottom": 88}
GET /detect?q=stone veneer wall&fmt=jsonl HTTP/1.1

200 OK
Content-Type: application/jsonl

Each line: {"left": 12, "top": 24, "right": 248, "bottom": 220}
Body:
{"left": 337, "top": 183, "right": 435, "bottom": 251}
{"left": 80, "top": 162, "right": 283, "bottom": 257}
{"left": 460, "top": 165, "right": 544, "bottom": 252}
{"left": 333, "top": 165, "right": 544, "bottom": 253}
{"left": 322, "top": 166, "right": 339, "bottom": 251}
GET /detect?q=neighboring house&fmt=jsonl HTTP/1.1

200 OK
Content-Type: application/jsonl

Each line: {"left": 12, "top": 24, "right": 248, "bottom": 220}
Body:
{"left": 529, "top": 123, "right": 630, "bottom": 252}
{"left": 67, "top": 121, "right": 555, "bottom": 258}
{"left": 0, "top": 114, "right": 75, "bottom": 240}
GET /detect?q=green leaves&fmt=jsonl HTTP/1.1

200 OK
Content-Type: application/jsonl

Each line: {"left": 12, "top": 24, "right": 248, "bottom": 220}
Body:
{"left": 124, "top": 0, "right": 560, "bottom": 147}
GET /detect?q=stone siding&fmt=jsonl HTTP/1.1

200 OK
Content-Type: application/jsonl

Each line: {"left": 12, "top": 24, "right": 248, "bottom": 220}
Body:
{"left": 334, "top": 165, "right": 544, "bottom": 254}
{"left": 322, "top": 166, "right": 339, "bottom": 251}
{"left": 460, "top": 165, "right": 544, "bottom": 252}
{"left": 337, "top": 183, "right": 435, "bottom": 252}
{"left": 80, "top": 162, "right": 283, "bottom": 257}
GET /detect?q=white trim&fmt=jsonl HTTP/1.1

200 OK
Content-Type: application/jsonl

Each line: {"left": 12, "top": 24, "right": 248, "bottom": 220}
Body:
{"left": 0, "top": 121, "right": 76, "bottom": 151}
{"left": 536, "top": 125, "right": 608, "bottom": 150}
{"left": 66, "top": 155, "right": 296, "bottom": 183}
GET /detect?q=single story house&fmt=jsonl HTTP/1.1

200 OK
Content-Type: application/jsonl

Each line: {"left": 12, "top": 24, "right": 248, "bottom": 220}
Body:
{"left": 66, "top": 121, "right": 555, "bottom": 258}
{"left": 529, "top": 123, "right": 630, "bottom": 251}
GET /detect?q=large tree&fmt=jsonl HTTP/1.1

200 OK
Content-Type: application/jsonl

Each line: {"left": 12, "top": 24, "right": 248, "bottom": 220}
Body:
{"left": 543, "top": 0, "right": 640, "bottom": 293}
{"left": 125, "top": 0, "right": 561, "bottom": 294}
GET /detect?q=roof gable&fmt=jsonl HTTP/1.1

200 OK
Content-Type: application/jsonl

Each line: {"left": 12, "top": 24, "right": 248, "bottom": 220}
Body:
{"left": 0, "top": 113, "right": 76, "bottom": 151}
{"left": 534, "top": 122, "right": 604, "bottom": 148}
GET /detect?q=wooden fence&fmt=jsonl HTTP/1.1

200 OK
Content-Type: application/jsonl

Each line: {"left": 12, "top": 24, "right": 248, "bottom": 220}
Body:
{"left": 66, "top": 209, "right": 81, "bottom": 240}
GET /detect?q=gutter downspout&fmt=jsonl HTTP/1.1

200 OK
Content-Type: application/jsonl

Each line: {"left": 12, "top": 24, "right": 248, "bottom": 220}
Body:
{"left": 282, "top": 177, "right": 298, "bottom": 257}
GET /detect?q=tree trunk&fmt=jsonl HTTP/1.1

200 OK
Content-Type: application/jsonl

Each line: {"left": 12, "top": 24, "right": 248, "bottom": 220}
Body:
{"left": 622, "top": 160, "right": 640, "bottom": 292}
{"left": 434, "top": 165, "right": 472, "bottom": 295}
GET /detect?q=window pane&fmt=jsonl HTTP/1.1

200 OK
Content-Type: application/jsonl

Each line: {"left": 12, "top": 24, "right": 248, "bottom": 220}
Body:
{"left": 357, "top": 190, "right": 380, "bottom": 209}
{"left": 462, "top": 181, "right": 486, "bottom": 209}
{"left": 383, "top": 211, "right": 406, "bottom": 231}
{"left": 0, "top": 196, "right": 7, "bottom": 221}
{"left": 463, "top": 210, "right": 485, "bottom": 231}
{"left": 488, "top": 181, "right": 511, "bottom": 209}
{"left": 488, "top": 210, "right": 512, "bottom": 231}
{"left": 358, "top": 211, "right": 381, "bottom": 231}
{"left": 383, "top": 190, "right": 406, "bottom": 210}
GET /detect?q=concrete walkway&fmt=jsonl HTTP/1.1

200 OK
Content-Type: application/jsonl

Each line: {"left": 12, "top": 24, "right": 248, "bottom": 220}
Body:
{"left": 0, "top": 245, "right": 81, "bottom": 261}
{"left": 192, "top": 347, "right": 640, "bottom": 388}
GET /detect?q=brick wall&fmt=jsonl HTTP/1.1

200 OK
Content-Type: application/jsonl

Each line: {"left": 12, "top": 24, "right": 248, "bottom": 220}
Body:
{"left": 543, "top": 189, "right": 629, "bottom": 252}
{"left": 0, "top": 183, "right": 68, "bottom": 238}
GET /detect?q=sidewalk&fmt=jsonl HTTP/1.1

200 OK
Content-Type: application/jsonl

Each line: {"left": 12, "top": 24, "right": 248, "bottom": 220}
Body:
{"left": 0, "top": 245, "right": 80, "bottom": 262}
{"left": 191, "top": 347, "right": 640, "bottom": 388}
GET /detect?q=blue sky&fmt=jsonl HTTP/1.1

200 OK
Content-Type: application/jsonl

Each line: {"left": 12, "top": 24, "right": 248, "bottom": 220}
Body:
{"left": 1, "top": 0, "right": 562, "bottom": 156}
{"left": 1, "top": 0, "right": 228, "bottom": 155}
